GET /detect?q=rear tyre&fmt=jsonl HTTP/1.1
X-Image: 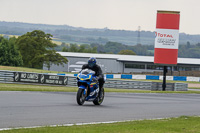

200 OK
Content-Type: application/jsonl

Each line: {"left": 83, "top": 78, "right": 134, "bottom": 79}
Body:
{"left": 93, "top": 88, "right": 104, "bottom": 105}
{"left": 77, "top": 89, "right": 85, "bottom": 105}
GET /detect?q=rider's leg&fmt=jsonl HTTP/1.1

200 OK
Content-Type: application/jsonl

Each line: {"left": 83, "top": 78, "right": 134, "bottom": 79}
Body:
{"left": 98, "top": 78, "right": 105, "bottom": 96}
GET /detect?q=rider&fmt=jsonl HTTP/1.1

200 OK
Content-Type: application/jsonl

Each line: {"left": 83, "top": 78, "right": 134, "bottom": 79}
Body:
{"left": 82, "top": 57, "right": 104, "bottom": 95}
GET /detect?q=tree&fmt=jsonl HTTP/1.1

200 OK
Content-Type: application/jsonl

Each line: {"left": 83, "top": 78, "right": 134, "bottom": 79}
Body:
{"left": 69, "top": 44, "right": 79, "bottom": 52}
{"left": 79, "top": 45, "right": 86, "bottom": 52}
{"left": 44, "top": 50, "right": 68, "bottom": 70}
{"left": 196, "top": 43, "right": 200, "bottom": 47}
{"left": 118, "top": 49, "right": 136, "bottom": 55}
{"left": 104, "top": 41, "right": 127, "bottom": 54}
{"left": 62, "top": 47, "right": 69, "bottom": 52}
{"left": 131, "top": 44, "right": 148, "bottom": 55}
{"left": 186, "top": 41, "right": 191, "bottom": 48}
{"left": 16, "top": 30, "right": 67, "bottom": 68}
{"left": 0, "top": 36, "right": 23, "bottom": 66}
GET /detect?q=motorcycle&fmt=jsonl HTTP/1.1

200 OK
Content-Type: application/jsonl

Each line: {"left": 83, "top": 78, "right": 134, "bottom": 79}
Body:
{"left": 76, "top": 69, "right": 104, "bottom": 105}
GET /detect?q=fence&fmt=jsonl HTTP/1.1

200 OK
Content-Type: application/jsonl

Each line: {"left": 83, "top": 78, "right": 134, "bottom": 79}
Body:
{"left": 0, "top": 70, "right": 188, "bottom": 91}
{"left": 0, "top": 70, "right": 14, "bottom": 83}
{"left": 107, "top": 74, "right": 200, "bottom": 82}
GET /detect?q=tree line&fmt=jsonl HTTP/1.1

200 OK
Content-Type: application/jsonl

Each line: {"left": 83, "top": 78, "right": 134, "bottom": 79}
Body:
{"left": 1, "top": 21, "right": 200, "bottom": 46}
{"left": 57, "top": 41, "right": 200, "bottom": 58}
{"left": 0, "top": 30, "right": 68, "bottom": 70}
{"left": 59, "top": 42, "right": 136, "bottom": 55}
{"left": 57, "top": 42, "right": 151, "bottom": 55}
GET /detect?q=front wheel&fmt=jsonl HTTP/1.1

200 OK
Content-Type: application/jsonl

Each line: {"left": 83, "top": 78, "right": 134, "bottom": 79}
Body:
{"left": 77, "top": 89, "right": 85, "bottom": 105}
{"left": 93, "top": 88, "right": 104, "bottom": 105}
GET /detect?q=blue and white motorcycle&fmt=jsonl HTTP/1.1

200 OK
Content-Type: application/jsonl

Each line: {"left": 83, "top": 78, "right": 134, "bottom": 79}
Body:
{"left": 76, "top": 69, "right": 104, "bottom": 105}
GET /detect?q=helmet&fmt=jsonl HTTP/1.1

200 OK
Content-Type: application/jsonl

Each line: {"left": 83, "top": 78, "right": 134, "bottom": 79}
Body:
{"left": 88, "top": 57, "right": 96, "bottom": 68}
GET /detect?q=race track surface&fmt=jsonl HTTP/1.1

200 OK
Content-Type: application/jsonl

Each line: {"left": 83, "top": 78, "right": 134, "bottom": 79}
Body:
{"left": 0, "top": 91, "right": 200, "bottom": 129}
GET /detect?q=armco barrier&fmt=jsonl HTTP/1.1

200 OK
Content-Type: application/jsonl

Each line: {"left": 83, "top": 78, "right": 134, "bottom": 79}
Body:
{"left": 121, "top": 74, "right": 132, "bottom": 79}
{"left": 174, "top": 83, "right": 188, "bottom": 91}
{"left": 0, "top": 71, "right": 15, "bottom": 83}
{"left": 132, "top": 75, "right": 146, "bottom": 80}
{"left": 0, "top": 71, "right": 68, "bottom": 85}
{"left": 146, "top": 75, "right": 159, "bottom": 80}
{"left": 104, "top": 79, "right": 152, "bottom": 90}
{"left": 106, "top": 74, "right": 114, "bottom": 79}
{"left": 173, "top": 76, "right": 187, "bottom": 81}
{"left": 0, "top": 70, "right": 188, "bottom": 91}
{"left": 159, "top": 76, "right": 173, "bottom": 81}
{"left": 187, "top": 77, "right": 200, "bottom": 82}
{"left": 44, "top": 73, "right": 199, "bottom": 82}
{"left": 152, "top": 82, "right": 175, "bottom": 91}
{"left": 104, "top": 74, "right": 199, "bottom": 82}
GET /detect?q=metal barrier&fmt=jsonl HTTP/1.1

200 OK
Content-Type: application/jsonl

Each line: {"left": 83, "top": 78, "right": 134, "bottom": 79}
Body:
{"left": 105, "top": 79, "right": 152, "bottom": 90}
{"left": 0, "top": 70, "right": 14, "bottom": 83}
{"left": 174, "top": 83, "right": 188, "bottom": 91}
{"left": 0, "top": 70, "right": 188, "bottom": 91}
{"left": 67, "top": 76, "right": 77, "bottom": 86}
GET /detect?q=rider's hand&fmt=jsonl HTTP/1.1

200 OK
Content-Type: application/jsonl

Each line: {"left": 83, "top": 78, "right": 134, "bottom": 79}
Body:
{"left": 92, "top": 77, "right": 97, "bottom": 82}
{"left": 96, "top": 76, "right": 100, "bottom": 80}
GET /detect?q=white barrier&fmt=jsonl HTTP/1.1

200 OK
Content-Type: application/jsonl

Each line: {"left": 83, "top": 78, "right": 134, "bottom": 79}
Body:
{"left": 132, "top": 75, "right": 146, "bottom": 80}
{"left": 159, "top": 76, "right": 173, "bottom": 81}
{"left": 187, "top": 77, "right": 200, "bottom": 82}
{"left": 113, "top": 74, "right": 121, "bottom": 79}
{"left": 65, "top": 74, "right": 75, "bottom": 77}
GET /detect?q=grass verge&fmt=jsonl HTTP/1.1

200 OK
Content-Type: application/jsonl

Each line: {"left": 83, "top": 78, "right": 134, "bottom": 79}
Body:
{"left": 0, "top": 83, "right": 77, "bottom": 92}
{"left": 0, "top": 66, "right": 72, "bottom": 74}
{"left": 1, "top": 83, "right": 200, "bottom": 94}
{"left": 189, "top": 87, "right": 200, "bottom": 89}
{"left": 1, "top": 116, "right": 200, "bottom": 133}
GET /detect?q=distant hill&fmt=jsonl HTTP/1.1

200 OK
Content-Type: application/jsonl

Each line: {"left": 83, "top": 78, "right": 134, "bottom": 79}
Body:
{"left": 1, "top": 21, "right": 200, "bottom": 45}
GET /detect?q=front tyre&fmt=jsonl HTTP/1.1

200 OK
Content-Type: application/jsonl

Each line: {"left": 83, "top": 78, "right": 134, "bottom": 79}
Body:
{"left": 93, "top": 88, "right": 104, "bottom": 105}
{"left": 77, "top": 89, "right": 85, "bottom": 105}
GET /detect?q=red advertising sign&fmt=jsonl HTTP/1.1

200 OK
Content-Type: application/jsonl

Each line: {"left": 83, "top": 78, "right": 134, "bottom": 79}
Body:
{"left": 154, "top": 10, "right": 180, "bottom": 65}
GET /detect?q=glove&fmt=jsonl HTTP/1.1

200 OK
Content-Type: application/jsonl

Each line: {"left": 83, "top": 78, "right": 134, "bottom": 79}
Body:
{"left": 92, "top": 77, "right": 98, "bottom": 82}
{"left": 96, "top": 76, "right": 100, "bottom": 80}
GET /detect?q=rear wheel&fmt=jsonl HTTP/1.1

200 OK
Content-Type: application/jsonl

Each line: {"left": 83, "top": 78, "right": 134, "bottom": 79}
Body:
{"left": 77, "top": 89, "right": 85, "bottom": 105}
{"left": 93, "top": 88, "right": 104, "bottom": 105}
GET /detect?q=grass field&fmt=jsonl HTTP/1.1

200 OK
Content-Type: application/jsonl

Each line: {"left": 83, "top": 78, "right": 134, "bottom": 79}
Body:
{"left": 0, "top": 66, "right": 71, "bottom": 74}
{"left": 52, "top": 40, "right": 62, "bottom": 45}
{"left": 0, "top": 83, "right": 200, "bottom": 94}
{"left": 0, "top": 34, "right": 19, "bottom": 38}
{"left": 1, "top": 116, "right": 200, "bottom": 133}
{"left": 189, "top": 87, "right": 200, "bottom": 89}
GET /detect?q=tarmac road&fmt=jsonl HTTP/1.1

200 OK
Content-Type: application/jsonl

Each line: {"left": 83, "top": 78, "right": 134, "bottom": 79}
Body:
{"left": 0, "top": 91, "right": 200, "bottom": 129}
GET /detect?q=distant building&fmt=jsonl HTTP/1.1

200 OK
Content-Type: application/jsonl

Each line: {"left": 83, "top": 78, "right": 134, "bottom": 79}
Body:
{"left": 43, "top": 52, "right": 200, "bottom": 74}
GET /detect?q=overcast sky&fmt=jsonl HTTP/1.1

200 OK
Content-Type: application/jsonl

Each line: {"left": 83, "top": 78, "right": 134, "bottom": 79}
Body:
{"left": 0, "top": 0, "right": 199, "bottom": 34}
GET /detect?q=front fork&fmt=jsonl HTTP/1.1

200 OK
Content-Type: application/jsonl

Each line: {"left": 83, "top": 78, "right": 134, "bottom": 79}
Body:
{"left": 79, "top": 85, "right": 89, "bottom": 97}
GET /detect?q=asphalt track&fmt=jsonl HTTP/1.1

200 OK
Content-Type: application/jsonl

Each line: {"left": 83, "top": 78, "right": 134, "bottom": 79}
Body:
{"left": 0, "top": 91, "right": 200, "bottom": 129}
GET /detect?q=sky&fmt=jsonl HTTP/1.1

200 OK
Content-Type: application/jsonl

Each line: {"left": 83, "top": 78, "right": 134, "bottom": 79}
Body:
{"left": 0, "top": 0, "right": 200, "bottom": 35}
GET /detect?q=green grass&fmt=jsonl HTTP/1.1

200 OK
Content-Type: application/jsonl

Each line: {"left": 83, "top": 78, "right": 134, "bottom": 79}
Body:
{"left": 0, "top": 65, "right": 71, "bottom": 74}
{"left": 52, "top": 40, "right": 62, "bottom": 45}
{"left": 1, "top": 116, "right": 200, "bottom": 133}
{"left": 0, "top": 83, "right": 77, "bottom": 92}
{"left": 1, "top": 83, "right": 200, "bottom": 94}
{"left": 189, "top": 87, "right": 200, "bottom": 89}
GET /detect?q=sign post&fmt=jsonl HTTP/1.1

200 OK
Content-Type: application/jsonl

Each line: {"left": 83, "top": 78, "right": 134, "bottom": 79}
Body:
{"left": 154, "top": 10, "right": 180, "bottom": 91}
